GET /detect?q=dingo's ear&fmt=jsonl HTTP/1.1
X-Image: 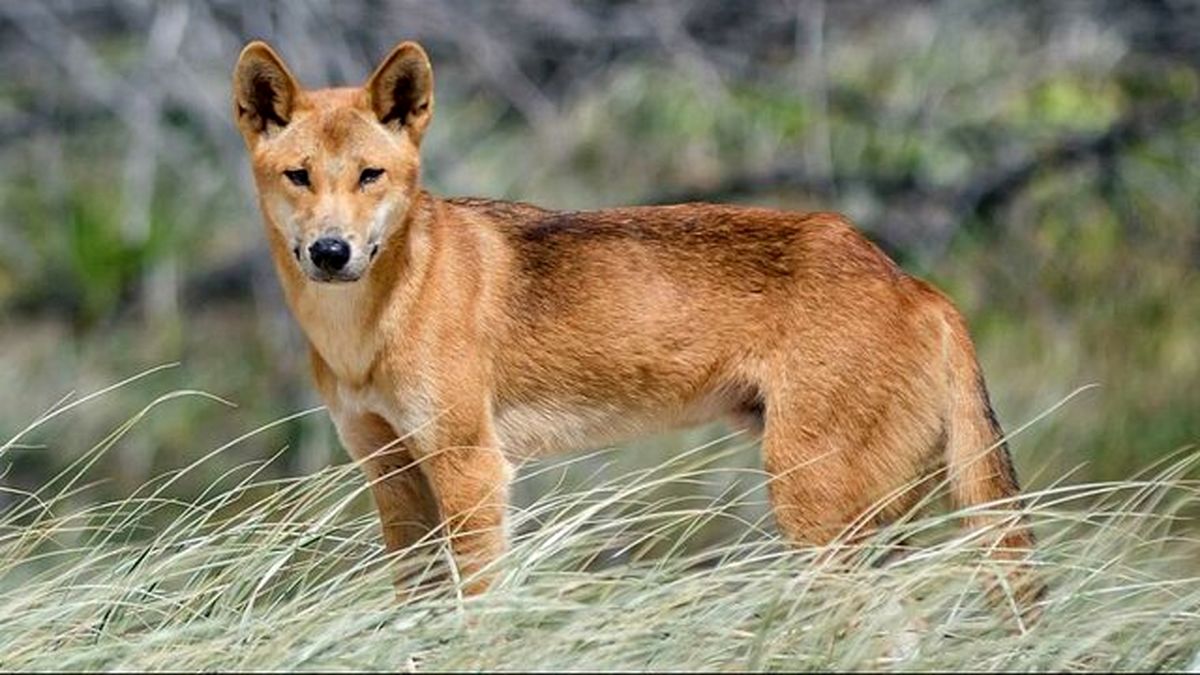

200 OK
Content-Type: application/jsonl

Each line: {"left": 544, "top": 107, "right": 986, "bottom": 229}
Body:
{"left": 365, "top": 41, "right": 434, "bottom": 141}
{"left": 233, "top": 41, "right": 300, "bottom": 141}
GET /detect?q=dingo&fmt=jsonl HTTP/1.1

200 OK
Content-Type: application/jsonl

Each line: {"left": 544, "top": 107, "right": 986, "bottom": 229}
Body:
{"left": 233, "top": 40, "right": 1039, "bottom": 601}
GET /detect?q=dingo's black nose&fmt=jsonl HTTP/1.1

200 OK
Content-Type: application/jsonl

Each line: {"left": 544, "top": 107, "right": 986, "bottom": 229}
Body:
{"left": 309, "top": 237, "right": 351, "bottom": 273}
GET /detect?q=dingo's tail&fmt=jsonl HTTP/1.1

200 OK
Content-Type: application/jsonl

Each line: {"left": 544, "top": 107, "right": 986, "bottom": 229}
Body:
{"left": 940, "top": 304, "right": 1045, "bottom": 614}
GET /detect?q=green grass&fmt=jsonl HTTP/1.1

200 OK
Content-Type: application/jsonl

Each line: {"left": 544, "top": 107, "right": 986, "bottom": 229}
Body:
{"left": 1, "top": 377, "right": 1199, "bottom": 671}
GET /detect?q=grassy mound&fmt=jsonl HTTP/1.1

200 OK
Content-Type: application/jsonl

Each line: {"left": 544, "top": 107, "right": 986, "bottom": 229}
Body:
{"left": 1, "top": 379, "right": 1197, "bottom": 671}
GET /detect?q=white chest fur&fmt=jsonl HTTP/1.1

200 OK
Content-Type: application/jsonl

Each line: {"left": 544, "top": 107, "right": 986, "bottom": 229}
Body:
{"left": 296, "top": 283, "right": 379, "bottom": 383}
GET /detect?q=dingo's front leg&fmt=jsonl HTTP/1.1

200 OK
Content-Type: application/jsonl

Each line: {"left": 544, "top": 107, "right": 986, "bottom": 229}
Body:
{"left": 332, "top": 411, "right": 440, "bottom": 556}
{"left": 415, "top": 416, "right": 512, "bottom": 596}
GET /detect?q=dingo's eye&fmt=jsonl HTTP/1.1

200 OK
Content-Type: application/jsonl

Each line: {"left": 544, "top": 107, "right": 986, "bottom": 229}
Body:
{"left": 283, "top": 169, "right": 310, "bottom": 187}
{"left": 359, "top": 167, "right": 385, "bottom": 187}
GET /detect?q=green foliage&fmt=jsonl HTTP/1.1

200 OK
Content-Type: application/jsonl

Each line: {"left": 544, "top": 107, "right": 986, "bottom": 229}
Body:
{"left": 8, "top": 174, "right": 175, "bottom": 324}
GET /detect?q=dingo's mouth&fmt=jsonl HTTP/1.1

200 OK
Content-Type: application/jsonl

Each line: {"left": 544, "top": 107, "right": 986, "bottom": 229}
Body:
{"left": 308, "top": 271, "right": 363, "bottom": 284}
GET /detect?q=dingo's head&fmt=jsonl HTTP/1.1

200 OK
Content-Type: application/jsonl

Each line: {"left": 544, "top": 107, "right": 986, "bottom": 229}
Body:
{"left": 233, "top": 41, "right": 433, "bottom": 283}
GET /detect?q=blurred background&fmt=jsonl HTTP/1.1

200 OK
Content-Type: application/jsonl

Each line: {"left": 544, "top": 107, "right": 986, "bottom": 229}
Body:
{"left": 0, "top": 1, "right": 1197, "bottom": 520}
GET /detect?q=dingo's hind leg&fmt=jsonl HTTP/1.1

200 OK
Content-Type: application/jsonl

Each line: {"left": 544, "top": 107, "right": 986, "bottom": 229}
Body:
{"left": 758, "top": 374, "right": 942, "bottom": 551}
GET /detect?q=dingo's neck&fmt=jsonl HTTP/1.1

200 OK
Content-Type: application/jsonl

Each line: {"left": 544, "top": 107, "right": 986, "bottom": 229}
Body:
{"left": 293, "top": 279, "right": 382, "bottom": 385}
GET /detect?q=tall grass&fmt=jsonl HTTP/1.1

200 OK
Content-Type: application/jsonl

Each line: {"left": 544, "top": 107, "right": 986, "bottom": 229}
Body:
{"left": 1, "top": 376, "right": 1198, "bottom": 671}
